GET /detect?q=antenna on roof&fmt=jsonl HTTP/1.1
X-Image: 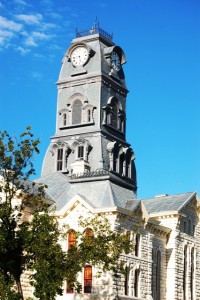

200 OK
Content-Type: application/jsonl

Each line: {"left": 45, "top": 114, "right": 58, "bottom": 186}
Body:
{"left": 90, "top": 17, "right": 99, "bottom": 33}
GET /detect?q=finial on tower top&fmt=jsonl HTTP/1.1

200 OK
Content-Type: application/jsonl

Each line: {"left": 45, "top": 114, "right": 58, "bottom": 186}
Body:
{"left": 76, "top": 19, "right": 113, "bottom": 40}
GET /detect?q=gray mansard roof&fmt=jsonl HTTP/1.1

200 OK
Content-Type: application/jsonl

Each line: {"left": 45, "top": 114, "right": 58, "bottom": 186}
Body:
{"left": 35, "top": 173, "right": 197, "bottom": 218}
{"left": 35, "top": 172, "right": 137, "bottom": 212}
{"left": 142, "top": 192, "right": 196, "bottom": 216}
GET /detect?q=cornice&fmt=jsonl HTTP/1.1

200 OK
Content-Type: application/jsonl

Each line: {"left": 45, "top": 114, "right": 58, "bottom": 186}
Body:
{"left": 146, "top": 222, "right": 171, "bottom": 238}
{"left": 56, "top": 74, "right": 128, "bottom": 95}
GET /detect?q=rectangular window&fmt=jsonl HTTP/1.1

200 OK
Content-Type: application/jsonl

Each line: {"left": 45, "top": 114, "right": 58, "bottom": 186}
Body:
{"left": 57, "top": 148, "right": 63, "bottom": 171}
{"left": 84, "top": 266, "right": 92, "bottom": 293}
{"left": 78, "top": 146, "right": 84, "bottom": 159}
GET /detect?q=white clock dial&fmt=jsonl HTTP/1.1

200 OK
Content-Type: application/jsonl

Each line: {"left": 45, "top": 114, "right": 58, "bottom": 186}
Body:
{"left": 71, "top": 46, "right": 89, "bottom": 67}
{"left": 111, "top": 51, "right": 121, "bottom": 71}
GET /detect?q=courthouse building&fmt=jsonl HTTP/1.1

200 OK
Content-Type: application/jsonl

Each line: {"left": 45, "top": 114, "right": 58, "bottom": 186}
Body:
{"left": 26, "top": 24, "right": 200, "bottom": 300}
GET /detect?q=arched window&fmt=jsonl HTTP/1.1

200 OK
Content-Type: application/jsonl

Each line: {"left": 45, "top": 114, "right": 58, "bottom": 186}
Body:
{"left": 84, "top": 265, "right": 92, "bottom": 293}
{"left": 135, "top": 234, "right": 140, "bottom": 257}
{"left": 191, "top": 248, "right": 195, "bottom": 300}
{"left": 84, "top": 228, "right": 94, "bottom": 248}
{"left": 125, "top": 154, "right": 131, "bottom": 177}
{"left": 119, "top": 153, "right": 125, "bottom": 176}
{"left": 124, "top": 266, "right": 130, "bottom": 296}
{"left": 112, "top": 102, "right": 118, "bottom": 128}
{"left": 134, "top": 269, "right": 140, "bottom": 297}
{"left": 104, "top": 97, "right": 124, "bottom": 130}
{"left": 66, "top": 230, "right": 77, "bottom": 293}
{"left": 113, "top": 146, "right": 119, "bottom": 172}
{"left": 72, "top": 99, "right": 83, "bottom": 124}
{"left": 183, "top": 245, "right": 187, "bottom": 300}
{"left": 85, "top": 228, "right": 94, "bottom": 237}
{"left": 57, "top": 148, "right": 63, "bottom": 171}
{"left": 68, "top": 230, "right": 76, "bottom": 250}
{"left": 156, "top": 251, "right": 161, "bottom": 300}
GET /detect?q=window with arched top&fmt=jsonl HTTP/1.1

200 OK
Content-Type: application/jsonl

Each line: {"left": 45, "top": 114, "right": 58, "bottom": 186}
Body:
{"left": 124, "top": 266, "right": 130, "bottom": 296}
{"left": 84, "top": 228, "right": 94, "bottom": 248}
{"left": 156, "top": 251, "right": 161, "bottom": 300}
{"left": 111, "top": 101, "right": 118, "bottom": 128}
{"left": 72, "top": 99, "right": 83, "bottom": 124}
{"left": 119, "top": 153, "right": 125, "bottom": 176}
{"left": 125, "top": 154, "right": 131, "bottom": 177}
{"left": 103, "top": 97, "right": 125, "bottom": 132}
{"left": 191, "top": 248, "right": 195, "bottom": 300}
{"left": 85, "top": 228, "right": 94, "bottom": 237}
{"left": 68, "top": 230, "right": 76, "bottom": 250}
{"left": 183, "top": 245, "right": 187, "bottom": 300}
{"left": 134, "top": 269, "right": 140, "bottom": 297}
{"left": 135, "top": 234, "right": 140, "bottom": 257}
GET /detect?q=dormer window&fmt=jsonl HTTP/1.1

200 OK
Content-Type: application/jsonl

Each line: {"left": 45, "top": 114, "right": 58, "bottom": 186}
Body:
{"left": 57, "top": 148, "right": 63, "bottom": 171}
{"left": 50, "top": 141, "right": 71, "bottom": 173}
{"left": 77, "top": 145, "right": 84, "bottom": 159}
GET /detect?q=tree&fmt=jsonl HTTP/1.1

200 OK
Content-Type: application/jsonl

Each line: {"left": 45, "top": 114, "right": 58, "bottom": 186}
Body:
{"left": 0, "top": 127, "right": 66, "bottom": 299}
{"left": 24, "top": 210, "right": 67, "bottom": 300}
{"left": 64, "top": 215, "right": 136, "bottom": 293}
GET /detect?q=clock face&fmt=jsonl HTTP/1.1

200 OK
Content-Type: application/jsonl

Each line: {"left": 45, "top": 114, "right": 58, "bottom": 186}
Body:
{"left": 71, "top": 46, "right": 89, "bottom": 67}
{"left": 110, "top": 51, "right": 121, "bottom": 71}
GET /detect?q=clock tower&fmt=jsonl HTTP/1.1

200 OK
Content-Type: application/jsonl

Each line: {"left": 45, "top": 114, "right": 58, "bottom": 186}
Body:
{"left": 41, "top": 23, "right": 137, "bottom": 194}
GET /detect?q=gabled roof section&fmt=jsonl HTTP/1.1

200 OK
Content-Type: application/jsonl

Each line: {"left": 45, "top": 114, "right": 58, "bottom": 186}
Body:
{"left": 53, "top": 194, "right": 96, "bottom": 217}
{"left": 142, "top": 192, "right": 197, "bottom": 217}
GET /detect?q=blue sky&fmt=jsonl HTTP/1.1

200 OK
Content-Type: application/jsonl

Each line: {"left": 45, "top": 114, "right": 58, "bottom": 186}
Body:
{"left": 0, "top": 0, "right": 199, "bottom": 199}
